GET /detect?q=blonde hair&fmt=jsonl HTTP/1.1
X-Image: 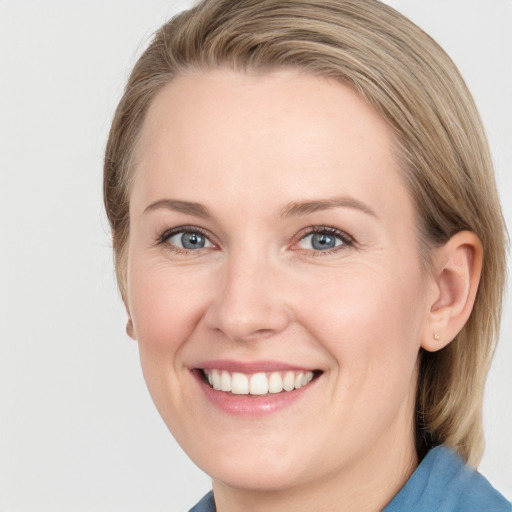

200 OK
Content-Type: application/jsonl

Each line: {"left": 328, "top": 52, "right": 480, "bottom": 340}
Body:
{"left": 104, "top": 0, "right": 507, "bottom": 466}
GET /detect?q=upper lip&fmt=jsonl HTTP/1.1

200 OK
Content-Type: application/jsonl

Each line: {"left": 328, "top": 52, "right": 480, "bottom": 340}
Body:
{"left": 194, "top": 360, "right": 317, "bottom": 373}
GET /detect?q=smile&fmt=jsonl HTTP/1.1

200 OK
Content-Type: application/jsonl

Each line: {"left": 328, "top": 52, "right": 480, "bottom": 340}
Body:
{"left": 202, "top": 369, "right": 316, "bottom": 395}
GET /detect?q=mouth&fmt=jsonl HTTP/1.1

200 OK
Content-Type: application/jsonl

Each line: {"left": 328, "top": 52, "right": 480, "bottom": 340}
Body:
{"left": 200, "top": 368, "right": 322, "bottom": 396}
{"left": 193, "top": 363, "right": 323, "bottom": 416}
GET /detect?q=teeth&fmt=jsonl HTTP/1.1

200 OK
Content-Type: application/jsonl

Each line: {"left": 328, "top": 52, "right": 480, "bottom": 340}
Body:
{"left": 221, "top": 370, "right": 231, "bottom": 392}
{"left": 283, "top": 371, "right": 295, "bottom": 391}
{"left": 268, "top": 372, "right": 283, "bottom": 393}
{"left": 211, "top": 370, "right": 221, "bottom": 390}
{"left": 249, "top": 372, "right": 269, "bottom": 395}
{"left": 231, "top": 372, "right": 249, "bottom": 394}
{"left": 203, "top": 369, "right": 315, "bottom": 395}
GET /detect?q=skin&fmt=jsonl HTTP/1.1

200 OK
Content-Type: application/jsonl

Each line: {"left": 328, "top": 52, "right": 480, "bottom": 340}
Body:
{"left": 124, "top": 69, "right": 481, "bottom": 512}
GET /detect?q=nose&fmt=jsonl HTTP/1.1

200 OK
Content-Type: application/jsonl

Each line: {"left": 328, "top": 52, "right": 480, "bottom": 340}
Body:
{"left": 203, "top": 252, "right": 292, "bottom": 342}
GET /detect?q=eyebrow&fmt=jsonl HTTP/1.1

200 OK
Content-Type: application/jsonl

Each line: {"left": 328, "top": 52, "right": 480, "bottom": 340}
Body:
{"left": 280, "top": 196, "right": 377, "bottom": 218}
{"left": 143, "top": 199, "right": 211, "bottom": 218}
{"left": 143, "top": 196, "right": 376, "bottom": 219}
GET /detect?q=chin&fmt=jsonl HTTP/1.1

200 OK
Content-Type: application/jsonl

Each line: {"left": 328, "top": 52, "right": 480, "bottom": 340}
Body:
{"left": 208, "top": 458, "right": 307, "bottom": 493}
{"left": 180, "top": 425, "right": 325, "bottom": 493}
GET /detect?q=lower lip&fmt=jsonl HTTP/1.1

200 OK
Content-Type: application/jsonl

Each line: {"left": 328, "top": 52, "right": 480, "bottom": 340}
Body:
{"left": 193, "top": 370, "right": 317, "bottom": 417}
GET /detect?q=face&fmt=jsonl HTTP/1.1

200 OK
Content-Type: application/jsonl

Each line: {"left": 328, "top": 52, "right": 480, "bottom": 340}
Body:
{"left": 126, "top": 69, "right": 433, "bottom": 493}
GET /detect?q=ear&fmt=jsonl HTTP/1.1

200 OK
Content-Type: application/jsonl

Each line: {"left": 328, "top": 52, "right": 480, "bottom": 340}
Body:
{"left": 421, "top": 231, "right": 483, "bottom": 352}
{"left": 124, "top": 303, "right": 136, "bottom": 340}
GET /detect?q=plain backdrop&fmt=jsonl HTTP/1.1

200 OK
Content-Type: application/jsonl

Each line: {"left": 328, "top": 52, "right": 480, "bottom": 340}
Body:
{"left": 0, "top": 1, "right": 510, "bottom": 511}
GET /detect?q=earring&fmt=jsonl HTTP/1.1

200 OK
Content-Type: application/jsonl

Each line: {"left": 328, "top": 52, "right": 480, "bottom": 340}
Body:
{"left": 433, "top": 332, "right": 440, "bottom": 341}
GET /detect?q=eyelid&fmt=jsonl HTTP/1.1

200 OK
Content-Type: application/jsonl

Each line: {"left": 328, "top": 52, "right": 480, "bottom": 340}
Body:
{"left": 157, "top": 225, "right": 217, "bottom": 251}
{"left": 291, "top": 225, "right": 355, "bottom": 252}
{"left": 155, "top": 224, "right": 354, "bottom": 254}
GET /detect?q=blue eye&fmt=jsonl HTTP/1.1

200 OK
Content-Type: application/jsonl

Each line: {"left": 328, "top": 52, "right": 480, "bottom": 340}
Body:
{"left": 165, "top": 230, "right": 213, "bottom": 250}
{"left": 297, "top": 229, "right": 349, "bottom": 251}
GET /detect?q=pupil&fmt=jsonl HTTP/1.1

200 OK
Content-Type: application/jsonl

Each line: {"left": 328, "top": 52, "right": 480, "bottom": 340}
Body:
{"left": 181, "top": 232, "right": 205, "bottom": 249}
{"left": 312, "top": 233, "right": 335, "bottom": 250}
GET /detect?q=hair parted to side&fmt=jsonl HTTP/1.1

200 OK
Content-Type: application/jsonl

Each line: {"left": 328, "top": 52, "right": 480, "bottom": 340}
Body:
{"left": 104, "top": 0, "right": 507, "bottom": 466}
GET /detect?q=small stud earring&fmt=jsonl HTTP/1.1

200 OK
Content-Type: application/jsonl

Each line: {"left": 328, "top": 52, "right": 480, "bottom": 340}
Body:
{"left": 433, "top": 332, "right": 440, "bottom": 341}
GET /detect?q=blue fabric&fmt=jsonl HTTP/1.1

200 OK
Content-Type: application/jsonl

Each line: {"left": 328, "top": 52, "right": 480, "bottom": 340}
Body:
{"left": 189, "top": 491, "right": 215, "bottom": 512}
{"left": 383, "top": 446, "right": 511, "bottom": 512}
{"left": 189, "top": 446, "right": 511, "bottom": 512}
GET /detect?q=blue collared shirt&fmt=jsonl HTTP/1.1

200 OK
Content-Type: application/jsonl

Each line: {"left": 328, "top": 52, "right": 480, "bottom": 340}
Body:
{"left": 189, "top": 446, "right": 511, "bottom": 511}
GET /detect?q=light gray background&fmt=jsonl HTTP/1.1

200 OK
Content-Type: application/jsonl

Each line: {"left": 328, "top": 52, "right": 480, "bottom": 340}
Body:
{"left": 0, "top": 1, "right": 510, "bottom": 511}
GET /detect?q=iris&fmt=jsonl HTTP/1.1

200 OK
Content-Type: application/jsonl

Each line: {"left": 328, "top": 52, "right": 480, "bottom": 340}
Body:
{"left": 181, "top": 232, "right": 206, "bottom": 249}
{"left": 311, "top": 233, "right": 336, "bottom": 250}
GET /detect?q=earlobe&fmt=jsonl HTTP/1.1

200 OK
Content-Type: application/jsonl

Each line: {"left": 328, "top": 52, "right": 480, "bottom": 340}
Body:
{"left": 421, "top": 231, "right": 483, "bottom": 352}
{"left": 125, "top": 303, "right": 136, "bottom": 340}
{"left": 126, "top": 318, "right": 135, "bottom": 339}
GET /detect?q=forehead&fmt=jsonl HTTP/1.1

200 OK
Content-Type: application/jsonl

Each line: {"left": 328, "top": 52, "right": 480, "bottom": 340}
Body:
{"left": 132, "top": 68, "right": 412, "bottom": 225}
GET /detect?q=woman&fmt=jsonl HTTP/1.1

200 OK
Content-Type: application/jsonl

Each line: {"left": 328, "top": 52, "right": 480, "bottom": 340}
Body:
{"left": 103, "top": 0, "right": 510, "bottom": 510}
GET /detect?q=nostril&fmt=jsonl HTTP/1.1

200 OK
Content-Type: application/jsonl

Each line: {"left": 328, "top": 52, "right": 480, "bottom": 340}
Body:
{"left": 201, "top": 267, "right": 292, "bottom": 341}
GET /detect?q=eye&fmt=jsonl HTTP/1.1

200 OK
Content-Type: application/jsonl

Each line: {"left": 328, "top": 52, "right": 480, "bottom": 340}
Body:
{"left": 296, "top": 228, "right": 352, "bottom": 252}
{"left": 162, "top": 228, "right": 214, "bottom": 251}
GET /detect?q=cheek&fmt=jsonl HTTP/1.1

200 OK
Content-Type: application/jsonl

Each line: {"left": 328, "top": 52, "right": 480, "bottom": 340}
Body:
{"left": 297, "top": 259, "right": 426, "bottom": 377}
{"left": 127, "top": 259, "right": 210, "bottom": 353}
{"left": 126, "top": 259, "right": 213, "bottom": 431}
{"left": 296, "top": 261, "right": 426, "bottom": 448}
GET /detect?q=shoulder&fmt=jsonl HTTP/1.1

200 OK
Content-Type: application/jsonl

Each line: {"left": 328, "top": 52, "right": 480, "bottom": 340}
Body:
{"left": 385, "top": 446, "right": 511, "bottom": 512}
{"left": 188, "top": 491, "right": 215, "bottom": 512}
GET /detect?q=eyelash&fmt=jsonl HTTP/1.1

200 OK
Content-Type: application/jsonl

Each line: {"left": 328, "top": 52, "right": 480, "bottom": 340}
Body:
{"left": 156, "top": 226, "right": 214, "bottom": 254}
{"left": 293, "top": 226, "right": 354, "bottom": 255}
{"left": 155, "top": 225, "right": 355, "bottom": 255}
